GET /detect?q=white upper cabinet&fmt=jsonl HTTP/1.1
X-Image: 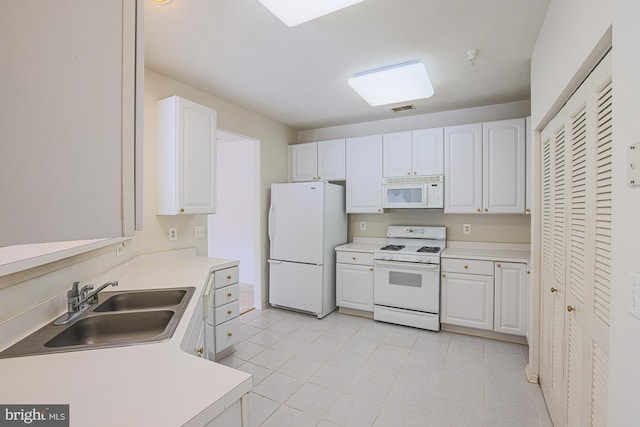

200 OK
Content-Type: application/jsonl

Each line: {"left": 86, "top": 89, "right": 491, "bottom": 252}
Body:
{"left": 346, "top": 135, "right": 383, "bottom": 213}
{"left": 444, "top": 119, "right": 526, "bottom": 214}
{"left": 317, "top": 139, "right": 346, "bottom": 181}
{"left": 156, "top": 96, "right": 217, "bottom": 215}
{"left": 483, "top": 118, "right": 526, "bottom": 213}
{"left": 413, "top": 128, "right": 444, "bottom": 175}
{"left": 290, "top": 139, "right": 345, "bottom": 182}
{"left": 383, "top": 131, "right": 412, "bottom": 177}
{"left": 382, "top": 128, "right": 443, "bottom": 177}
{"left": 290, "top": 142, "right": 318, "bottom": 182}
{"left": 444, "top": 123, "right": 483, "bottom": 213}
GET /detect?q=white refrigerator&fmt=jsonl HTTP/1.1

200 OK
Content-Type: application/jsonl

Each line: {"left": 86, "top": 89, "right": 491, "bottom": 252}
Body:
{"left": 268, "top": 181, "right": 347, "bottom": 318}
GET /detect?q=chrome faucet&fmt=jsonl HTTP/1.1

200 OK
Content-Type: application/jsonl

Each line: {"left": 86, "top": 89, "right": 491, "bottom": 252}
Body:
{"left": 54, "top": 280, "right": 118, "bottom": 326}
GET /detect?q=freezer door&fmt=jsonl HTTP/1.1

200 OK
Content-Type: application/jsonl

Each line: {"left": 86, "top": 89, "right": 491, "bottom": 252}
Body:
{"left": 269, "top": 260, "right": 323, "bottom": 314}
{"left": 269, "top": 182, "right": 324, "bottom": 264}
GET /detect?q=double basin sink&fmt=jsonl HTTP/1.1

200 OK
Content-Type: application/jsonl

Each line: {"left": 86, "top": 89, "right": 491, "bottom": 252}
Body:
{"left": 0, "top": 287, "right": 195, "bottom": 358}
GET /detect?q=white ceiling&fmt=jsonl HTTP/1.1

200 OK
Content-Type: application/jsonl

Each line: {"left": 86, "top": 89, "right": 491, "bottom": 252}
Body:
{"left": 144, "top": 0, "right": 549, "bottom": 131}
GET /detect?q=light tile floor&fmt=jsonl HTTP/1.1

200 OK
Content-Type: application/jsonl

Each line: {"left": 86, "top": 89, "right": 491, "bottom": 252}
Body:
{"left": 219, "top": 308, "right": 553, "bottom": 427}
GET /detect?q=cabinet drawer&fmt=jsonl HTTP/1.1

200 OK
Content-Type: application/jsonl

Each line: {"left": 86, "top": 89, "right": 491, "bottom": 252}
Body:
{"left": 214, "top": 283, "right": 239, "bottom": 307}
{"left": 442, "top": 258, "right": 494, "bottom": 275}
{"left": 214, "top": 267, "right": 239, "bottom": 289}
{"left": 336, "top": 251, "right": 374, "bottom": 266}
{"left": 215, "top": 301, "right": 239, "bottom": 326}
{"left": 215, "top": 317, "right": 239, "bottom": 353}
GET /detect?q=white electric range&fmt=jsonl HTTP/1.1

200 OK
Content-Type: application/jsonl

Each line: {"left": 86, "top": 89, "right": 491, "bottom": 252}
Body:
{"left": 373, "top": 225, "right": 446, "bottom": 331}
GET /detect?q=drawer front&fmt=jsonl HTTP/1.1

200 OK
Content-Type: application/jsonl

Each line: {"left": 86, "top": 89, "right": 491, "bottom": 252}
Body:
{"left": 336, "top": 250, "right": 374, "bottom": 266}
{"left": 215, "top": 301, "right": 240, "bottom": 326}
{"left": 214, "top": 283, "right": 240, "bottom": 307}
{"left": 442, "top": 258, "right": 494, "bottom": 275}
{"left": 215, "top": 317, "right": 239, "bottom": 353}
{"left": 214, "top": 267, "right": 239, "bottom": 289}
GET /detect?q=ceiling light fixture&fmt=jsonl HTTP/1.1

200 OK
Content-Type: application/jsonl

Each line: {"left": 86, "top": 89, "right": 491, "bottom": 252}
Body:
{"left": 256, "top": 0, "right": 365, "bottom": 27}
{"left": 348, "top": 60, "right": 435, "bottom": 107}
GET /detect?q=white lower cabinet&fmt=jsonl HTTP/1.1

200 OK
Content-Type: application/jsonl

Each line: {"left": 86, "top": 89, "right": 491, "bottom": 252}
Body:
{"left": 204, "top": 394, "right": 248, "bottom": 427}
{"left": 494, "top": 262, "right": 527, "bottom": 336}
{"left": 441, "top": 270, "right": 494, "bottom": 331}
{"left": 441, "top": 258, "right": 527, "bottom": 336}
{"left": 205, "top": 266, "right": 240, "bottom": 360}
{"left": 336, "top": 250, "right": 374, "bottom": 312}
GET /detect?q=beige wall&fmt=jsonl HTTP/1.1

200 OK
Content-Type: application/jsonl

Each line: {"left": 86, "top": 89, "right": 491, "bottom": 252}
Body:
{"left": 138, "top": 69, "right": 296, "bottom": 307}
{"left": 349, "top": 211, "right": 530, "bottom": 243}
{"left": 610, "top": 0, "right": 640, "bottom": 424}
{"left": 530, "top": 0, "right": 611, "bottom": 130}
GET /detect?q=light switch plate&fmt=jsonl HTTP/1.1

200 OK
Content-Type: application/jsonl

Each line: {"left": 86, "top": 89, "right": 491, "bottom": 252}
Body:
{"left": 195, "top": 226, "right": 205, "bottom": 238}
{"left": 628, "top": 144, "right": 640, "bottom": 186}
{"left": 629, "top": 272, "right": 640, "bottom": 319}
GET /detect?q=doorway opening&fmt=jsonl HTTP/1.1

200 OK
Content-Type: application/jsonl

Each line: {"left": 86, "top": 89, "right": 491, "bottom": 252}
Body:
{"left": 208, "top": 130, "right": 261, "bottom": 314}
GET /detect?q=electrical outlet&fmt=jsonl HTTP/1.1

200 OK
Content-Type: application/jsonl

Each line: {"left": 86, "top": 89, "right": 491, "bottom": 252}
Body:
{"left": 360, "top": 221, "right": 367, "bottom": 230}
{"left": 115, "top": 244, "right": 124, "bottom": 257}
{"left": 463, "top": 224, "right": 471, "bottom": 234}
{"left": 195, "top": 226, "right": 205, "bottom": 238}
{"left": 168, "top": 227, "right": 178, "bottom": 241}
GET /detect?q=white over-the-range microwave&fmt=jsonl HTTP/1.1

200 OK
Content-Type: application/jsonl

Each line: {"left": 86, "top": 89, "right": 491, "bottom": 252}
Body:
{"left": 382, "top": 175, "right": 444, "bottom": 209}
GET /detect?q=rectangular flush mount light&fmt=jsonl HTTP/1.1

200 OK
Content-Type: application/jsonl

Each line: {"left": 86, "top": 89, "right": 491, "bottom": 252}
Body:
{"left": 257, "top": 0, "right": 365, "bottom": 27}
{"left": 348, "top": 60, "right": 434, "bottom": 107}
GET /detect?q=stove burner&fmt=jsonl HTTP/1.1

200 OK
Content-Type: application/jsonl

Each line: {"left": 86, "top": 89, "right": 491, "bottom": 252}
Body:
{"left": 380, "top": 244, "right": 405, "bottom": 251}
{"left": 417, "top": 246, "right": 441, "bottom": 253}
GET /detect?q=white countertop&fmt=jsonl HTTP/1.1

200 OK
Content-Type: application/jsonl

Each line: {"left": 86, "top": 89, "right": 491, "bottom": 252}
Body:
{"left": 335, "top": 242, "right": 381, "bottom": 253}
{"left": 0, "top": 253, "right": 252, "bottom": 427}
{"left": 442, "top": 247, "right": 530, "bottom": 264}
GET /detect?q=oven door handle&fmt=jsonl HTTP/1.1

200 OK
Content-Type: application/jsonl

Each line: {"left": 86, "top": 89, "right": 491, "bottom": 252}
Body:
{"left": 373, "top": 260, "right": 440, "bottom": 271}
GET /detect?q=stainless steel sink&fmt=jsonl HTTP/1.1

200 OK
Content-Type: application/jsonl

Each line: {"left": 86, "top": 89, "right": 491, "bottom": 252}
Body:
{"left": 0, "top": 287, "right": 195, "bottom": 358}
{"left": 93, "top": 289, "right": 187, "bottom": 312}
{"left": 45, "top": 311, "right": 175, "bottom": 348}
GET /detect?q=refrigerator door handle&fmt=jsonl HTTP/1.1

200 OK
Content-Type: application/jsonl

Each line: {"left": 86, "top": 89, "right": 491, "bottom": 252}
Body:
{"left": 268, "top": 260, "right": 282, "bottom": 264}
{"left": 268, "top": 203, "right": 274, "bottom": 241}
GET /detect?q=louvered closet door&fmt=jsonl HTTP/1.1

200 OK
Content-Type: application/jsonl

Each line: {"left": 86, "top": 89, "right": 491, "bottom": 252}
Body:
{"left": 538, "top": 51, "right": 611, "bottom": 427}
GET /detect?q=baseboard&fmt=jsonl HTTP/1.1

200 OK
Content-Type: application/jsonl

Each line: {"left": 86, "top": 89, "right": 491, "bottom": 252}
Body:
{"left": 338, "top": 307, "right": 373, "bottom": 319}
{"left": 441, "top": 323, "right": 528, "bottom": 345}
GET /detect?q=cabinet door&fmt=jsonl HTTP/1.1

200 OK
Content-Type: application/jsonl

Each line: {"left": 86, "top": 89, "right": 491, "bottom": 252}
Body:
{"left": 156, "top": 96, "right": 217, "bottom": 215}
{"left": 483, "top": 118, "right": 526, "bottom": 213}
{"left": 444, "top": 123, "right": 483, "bottom": 213}
{"left": 336, "top": 263, "right": 374, "bottom": 311}
{"left": 413, "top": 128, "right": 444, "bottom": 175}
{"left": 346, "top": 135, "right": 383, "bottom": 213}
{"left": 382, "top": 131, "right": 412, "bottom": 177}
{"left": 178, "top": 98, "right": 217, "bottom": 214}
{"left": 290, "top": 142, "right": 318, "bottom": 182}
{"left": 441, "top": 271, "right": 494, "bottom": 330}
{"left": 494, "top": 262, "right": 527, "bottom": 336}
{"left": 317, "top": 139, "right": 346, "bottom": 181}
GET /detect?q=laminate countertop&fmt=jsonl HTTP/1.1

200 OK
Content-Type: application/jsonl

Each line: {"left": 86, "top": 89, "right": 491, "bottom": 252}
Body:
{"left": 0, "top": 252, "right": 251, "bottom": 427}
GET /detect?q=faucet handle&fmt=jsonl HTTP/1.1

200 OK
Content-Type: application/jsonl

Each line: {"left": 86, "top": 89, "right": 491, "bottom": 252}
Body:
{"left": 80, "top": 284, "right": 94, "bottom": 300}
